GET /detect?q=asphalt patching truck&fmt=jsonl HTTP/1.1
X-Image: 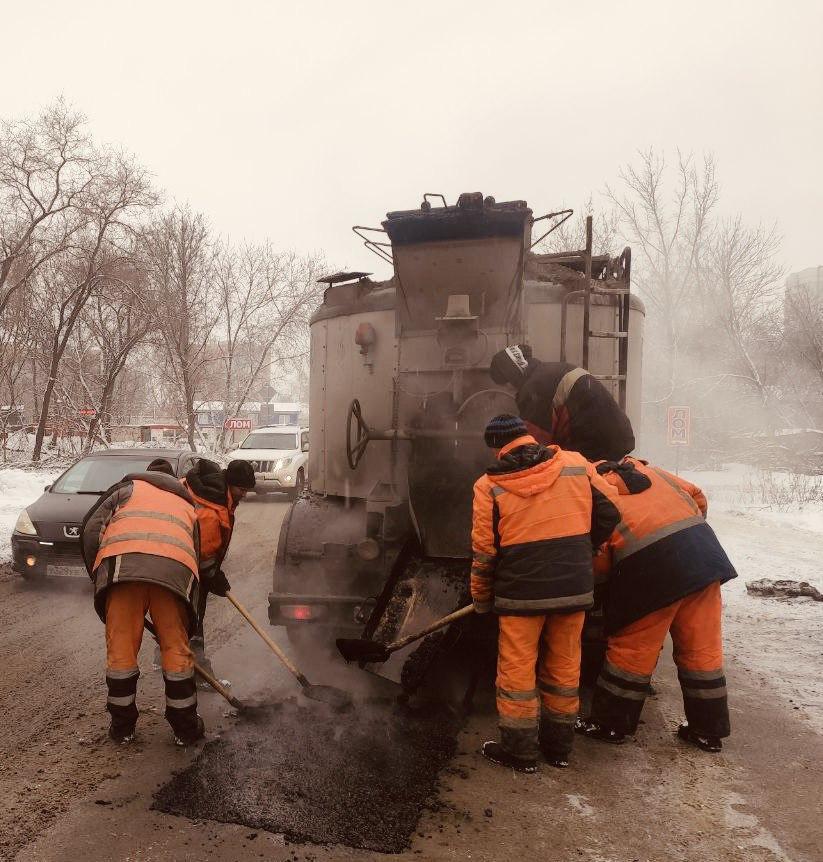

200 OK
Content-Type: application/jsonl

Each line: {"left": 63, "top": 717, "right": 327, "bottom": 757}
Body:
{"left": 268, "top": 192, "right": 644, "bottom": 693}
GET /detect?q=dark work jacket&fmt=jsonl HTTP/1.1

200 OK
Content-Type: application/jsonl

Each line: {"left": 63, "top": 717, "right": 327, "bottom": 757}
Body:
{"left": 597, "top": 458, "right": 737, "bottom": 634}
{"left": 516, "top": 360, "right": 635, "bottom": 462}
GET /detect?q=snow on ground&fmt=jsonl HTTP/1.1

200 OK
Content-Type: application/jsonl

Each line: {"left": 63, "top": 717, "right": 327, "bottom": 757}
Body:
{"left": 0, "top": 468, "right": 62, "bottom": 563}
{"left": 682, "top": 464, "right": 823, "bottom": 734}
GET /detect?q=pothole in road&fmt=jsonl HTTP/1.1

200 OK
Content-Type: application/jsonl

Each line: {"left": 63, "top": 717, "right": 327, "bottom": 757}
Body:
{"left": 152, "top": 696, "right": 460, "bottom": 853}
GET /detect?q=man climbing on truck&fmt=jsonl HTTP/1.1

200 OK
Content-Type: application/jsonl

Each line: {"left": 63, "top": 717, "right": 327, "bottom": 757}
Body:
{"left": 489, "top": 344, "right": 635, "bottom": 462}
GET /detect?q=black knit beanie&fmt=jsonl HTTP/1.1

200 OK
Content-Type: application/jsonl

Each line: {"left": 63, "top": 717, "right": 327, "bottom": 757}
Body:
{"left": 226, "top": 459, "right": 256, "bottom": 489}
{"left": 484, "top": 414, "right": 528, "bottom": 449}
{"left": 489, "top": 344, "right": 533, "bottom": 386}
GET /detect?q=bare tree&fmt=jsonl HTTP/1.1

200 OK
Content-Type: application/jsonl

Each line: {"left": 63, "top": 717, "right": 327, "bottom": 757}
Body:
{"left": 60, "top": 263, "right": 153, "bottom": 451}
{"left": 143, "top": 208, "right": 221, "bottom": 451}
{"left": 704, "top": 217, "right": 785, "bottom": 421}
{"left": 30, "top": 152, "right": 154, "bottom": 461}
{"left": 785, "top": 284, "right": 823, "bottom": 389}
{"left": 606, "top": 148, "right": 718, "bottom": 399}
{"left": 213, "top": 243, "right": 324, "bottom": 450}
{"left": 0, "top": 288, "right": 35, "bottom": 459}
{"left": 0, "top": 100, "right": 96, "bottom": 316}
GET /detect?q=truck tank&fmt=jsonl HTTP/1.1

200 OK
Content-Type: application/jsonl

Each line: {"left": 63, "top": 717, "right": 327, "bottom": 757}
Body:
{"left": 269, "top": 192, "right": 644, "bottom": 689}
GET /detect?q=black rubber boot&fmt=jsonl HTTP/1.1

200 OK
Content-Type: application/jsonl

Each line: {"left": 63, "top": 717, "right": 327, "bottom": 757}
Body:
{"left": 106, "top": 668, "right": 139, "bottom": 743}
{"left": 677, "top": 722, "right": 722, "bottom": 753}
{"left": 480, "top": 741, "right": 538, "bottom": 774}
{"left": 164, "top": 670, "right": 203, "bottom": 745}
{"left": 543, "top": 753, "right": 569, "bottom": 769}
{"left": 576, "top": 718, "right": 626, "bottom": 744}
{"left": 108, "top": 723, "right": 136, "bottom": 744}
{"left": 539, "top": 717, "right": 574, "bottom": 768}
{"left": 172, "top": 714, "right": 205, "bottom": 747}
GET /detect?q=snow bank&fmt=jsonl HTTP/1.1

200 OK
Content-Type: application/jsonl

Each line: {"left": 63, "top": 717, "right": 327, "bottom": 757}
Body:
{"left": 682, "top": 463, "right": 823, "bottom": 733}
{"left": 683, "top": 462, "right": 823, "bottom": 538}
{"left": 0, "top": 468, "right": 62, "bottom": 563}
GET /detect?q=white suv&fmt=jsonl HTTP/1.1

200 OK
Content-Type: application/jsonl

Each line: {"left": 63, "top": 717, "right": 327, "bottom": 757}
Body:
{"left": 228, "top": 426, "right": 309, "bottom": 499}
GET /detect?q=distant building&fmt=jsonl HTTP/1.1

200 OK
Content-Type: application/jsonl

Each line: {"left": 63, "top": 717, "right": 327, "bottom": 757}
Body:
{"left": 786, "top": 266, "right": 823, "bottom": 302}
{"left": 259, "top": 401, "right": 304, "bottom": 426}
{"left": 109, "top": 421, "right": 184, "bottom": 444}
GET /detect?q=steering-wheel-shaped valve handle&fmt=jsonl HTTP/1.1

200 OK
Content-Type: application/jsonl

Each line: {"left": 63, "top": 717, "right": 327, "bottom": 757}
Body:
{"left": 346, "top": 398, "right": 370, "bottom": 470}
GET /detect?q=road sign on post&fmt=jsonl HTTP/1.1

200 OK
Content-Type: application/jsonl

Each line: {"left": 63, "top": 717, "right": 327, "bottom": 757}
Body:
{"left": 224, "top": 417, "right": 252, "bottom": 432}
{"left": 667, "top": 406, "right": 691, "bottom": 445}
{"left": 78, "top": 408, "right": 96, "bottom": 417}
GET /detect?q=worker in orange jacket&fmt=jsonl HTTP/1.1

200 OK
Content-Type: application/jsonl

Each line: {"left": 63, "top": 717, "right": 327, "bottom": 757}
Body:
{"left": 182, "top": 458, "right": 255, "bottom": 682}
{"left": 578, "top": 457, "right": 737, "bottom": 752}
{"left": 81, "top": 459, "right": 203, "bottom": 746}
{"left": 471, "top": 414, "right": 620, "bottom": 772}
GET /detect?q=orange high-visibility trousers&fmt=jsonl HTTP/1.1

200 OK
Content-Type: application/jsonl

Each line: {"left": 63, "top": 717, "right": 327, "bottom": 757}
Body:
{"left": 104, "top": 581, "right": 197, "bottom": 738}
{"left": 105, "top": 581, "right": 193, "bottom": 674}
{"left": 591, "top": 582, "right": 730, "bottom": 737}
{"left": 496, "top": 611, "right": 585, "bottom": 760}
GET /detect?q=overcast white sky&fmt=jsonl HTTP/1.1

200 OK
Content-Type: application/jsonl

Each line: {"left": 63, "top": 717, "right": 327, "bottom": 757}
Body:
{"left": 4, "top": 0, "right": 820, "bottom": 278}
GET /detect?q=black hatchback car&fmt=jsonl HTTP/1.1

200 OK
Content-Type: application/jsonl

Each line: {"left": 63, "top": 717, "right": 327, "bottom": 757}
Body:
{"left": 11, "top": 448, "right": 201, "bottom": 579}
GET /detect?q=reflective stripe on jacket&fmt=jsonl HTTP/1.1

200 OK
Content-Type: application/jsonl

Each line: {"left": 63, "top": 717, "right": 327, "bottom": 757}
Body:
{"left": 604, "top": 460, "right": 707, "bottom": 562}
{"left": 471, "top": 436, "right": 620, "bottom": 615}
{"left": 596, "top": 457, "right": 736, "bottom": 633}
{"left": 93, "top": 479, "right": 199, "bottom": 578}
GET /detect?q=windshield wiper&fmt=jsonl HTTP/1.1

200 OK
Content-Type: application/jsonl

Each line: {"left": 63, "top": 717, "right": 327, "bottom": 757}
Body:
{"left": 73, "top": 490, "right": 105, "bottom": 495}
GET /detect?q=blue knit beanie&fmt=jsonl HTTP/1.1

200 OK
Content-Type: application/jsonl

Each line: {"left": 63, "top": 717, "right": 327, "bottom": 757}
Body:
{"left": 484, "top": 413, "right": 528, "bottom": 449}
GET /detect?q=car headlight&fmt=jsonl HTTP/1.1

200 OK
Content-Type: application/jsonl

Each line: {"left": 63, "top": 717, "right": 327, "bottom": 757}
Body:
{"left": 14, "top": 509, "right": 37, "bottom": 536}
{"left": 277, "top": 457, "right": 293, "bottom": 470}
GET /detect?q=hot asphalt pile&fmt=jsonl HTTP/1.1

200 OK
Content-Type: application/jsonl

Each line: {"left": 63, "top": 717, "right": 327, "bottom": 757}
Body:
{"left": 152, "top": 696, "right": 460, "bottom": 853}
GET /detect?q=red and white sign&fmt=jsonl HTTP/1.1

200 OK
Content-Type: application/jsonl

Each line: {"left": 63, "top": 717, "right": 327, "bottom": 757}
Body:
{"left": 78, "top": 408, "right": 96, "bottom": 417}
{"left": 224, "top": 417, "right": 252, "bottom": 431}
{"left": 667, "top": 406, "right": 691, "bottom": 446}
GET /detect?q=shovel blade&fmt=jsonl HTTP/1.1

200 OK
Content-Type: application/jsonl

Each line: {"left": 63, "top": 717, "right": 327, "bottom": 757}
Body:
{"left": 336, "top": 637, "right": 391, "bottom": 665}
{"left": 302, "top": 684, "right": 353, "bottom": 711}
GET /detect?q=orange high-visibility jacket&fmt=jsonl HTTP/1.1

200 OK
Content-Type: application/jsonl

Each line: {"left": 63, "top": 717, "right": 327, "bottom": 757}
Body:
{"left": 93, "top": 478, "right": 199, "bottom": 578}
{"left": 596, "top": 457, "right": 735, "bottom": 633}
{"left": 601, "top": 458, "right": 707, "bottom": 562}
{"left": 471, "top": 436, "right": 620, "bottom": 615}
{"left": 183, "top": 481, "right": 233, "bottom": 573}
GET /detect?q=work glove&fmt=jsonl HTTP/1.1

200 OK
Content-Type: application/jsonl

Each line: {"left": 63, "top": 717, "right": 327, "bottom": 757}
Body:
{"left": 209, "top": 569, "right": 231, "bottom": 597}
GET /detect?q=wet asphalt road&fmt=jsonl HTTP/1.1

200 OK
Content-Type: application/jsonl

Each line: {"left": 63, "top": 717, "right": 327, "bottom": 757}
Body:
{"left": 2, "top": 501, "right": 823, "bottom": 861}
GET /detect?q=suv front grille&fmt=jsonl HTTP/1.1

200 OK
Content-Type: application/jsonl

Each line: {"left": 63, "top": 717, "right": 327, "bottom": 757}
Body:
{"left": 250, "top": 460, "right": 274, "bottom": 472}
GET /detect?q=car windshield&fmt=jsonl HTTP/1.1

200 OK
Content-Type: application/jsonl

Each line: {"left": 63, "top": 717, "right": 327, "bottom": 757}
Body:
{"left": 239, "top": 433, "right": 297, "bottom": 450}
{"left": 51, "top": 456, "right": 176, "bottom": 494}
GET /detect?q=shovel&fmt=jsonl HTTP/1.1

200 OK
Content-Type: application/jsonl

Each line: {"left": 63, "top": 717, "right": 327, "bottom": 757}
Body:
{"left": 336, "top": 603, "right": 475, "bottom": 664}
{"left": 144, "top": 618, "right": 245, "bottom": 712}
{"left": 226, "top": 592, "right": 352, "bottom": 710}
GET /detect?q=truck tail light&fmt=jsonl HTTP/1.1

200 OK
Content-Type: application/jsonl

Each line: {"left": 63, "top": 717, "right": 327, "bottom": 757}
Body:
{"left": 281, "top": 604, "right": 315, "bottom": 621}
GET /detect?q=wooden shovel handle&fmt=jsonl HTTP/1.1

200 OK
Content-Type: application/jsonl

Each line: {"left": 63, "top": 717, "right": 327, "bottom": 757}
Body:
{"left": 226, "top": 591, "right": 310, "bottom": 688}
{"left": 387, "top": 604, "right": 475, "bottom": 654}
{"left": 193, "top": 660, "right": 244, "bottom": 710}
{"left": 144, "top": 617, "right": 242, "bottom": 710}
